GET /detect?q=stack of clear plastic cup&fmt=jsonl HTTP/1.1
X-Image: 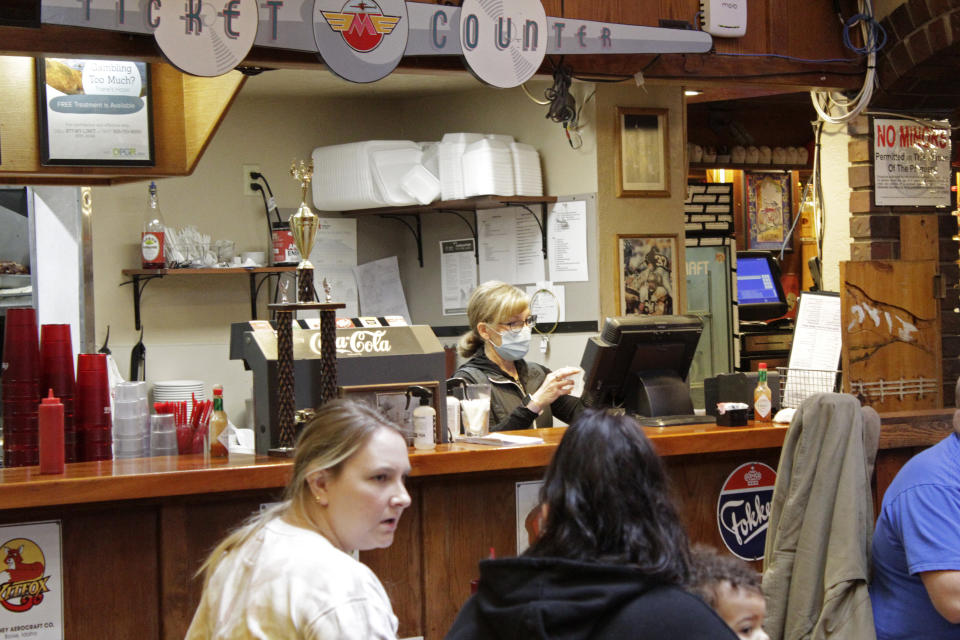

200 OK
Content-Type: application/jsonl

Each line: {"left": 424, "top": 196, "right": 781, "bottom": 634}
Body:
{"left": 149, "top": 414, "right": 177, "bottom": 456}
{"left": 113, "top": 381, "right": 148, "bottom": 459}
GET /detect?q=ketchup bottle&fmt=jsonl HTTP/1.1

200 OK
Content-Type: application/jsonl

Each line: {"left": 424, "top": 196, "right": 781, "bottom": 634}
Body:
{"left": 39, "top": 389, "right": 65, "bottom": 474}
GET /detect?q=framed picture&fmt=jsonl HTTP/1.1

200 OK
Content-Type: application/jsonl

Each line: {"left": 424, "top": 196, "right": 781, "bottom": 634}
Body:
{"left": 744, "top": 171, "right": 792, "bottom": 251}
{"left": 618, "top": 234, "right": 678, "bottom": 316}
{"left": 616, "top": 107, "right": 669, "bottom": 197}
{"left": 36, "top": 57, "right": 155, "bottom": 166}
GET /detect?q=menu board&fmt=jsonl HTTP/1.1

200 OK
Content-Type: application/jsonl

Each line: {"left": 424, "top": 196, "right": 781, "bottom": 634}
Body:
{"left": 36, "top": 58, "right": 154, "bottom": 166}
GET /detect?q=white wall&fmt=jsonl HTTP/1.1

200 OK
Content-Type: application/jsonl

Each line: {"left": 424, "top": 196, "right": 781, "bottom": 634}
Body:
{"left": 90, "top": 75, "right": 600, "bottom": 419}
{"left": 819, "top": 122, "right": 852, "bottom": 292}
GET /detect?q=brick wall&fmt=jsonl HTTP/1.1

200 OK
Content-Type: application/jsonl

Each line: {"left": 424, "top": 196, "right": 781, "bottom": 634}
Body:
{"left": 846, "top": 114, "right": 959, "bottom": 406}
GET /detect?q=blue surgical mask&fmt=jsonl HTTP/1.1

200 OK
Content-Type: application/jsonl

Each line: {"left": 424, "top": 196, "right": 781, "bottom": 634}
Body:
{"left": 489, "top": 325, "right": 531, "bottom": 361}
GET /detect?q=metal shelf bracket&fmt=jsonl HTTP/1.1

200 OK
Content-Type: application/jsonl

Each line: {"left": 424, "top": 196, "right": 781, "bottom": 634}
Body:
{"left": 119, "top": 273, "right": 162, "bottom": 331}
{"left": 379, "top": 213, "right": 424, "bottom": 267}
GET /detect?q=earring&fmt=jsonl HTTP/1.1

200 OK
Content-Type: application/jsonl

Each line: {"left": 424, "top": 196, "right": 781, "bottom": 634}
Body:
{"left": 312, "top": 493, "right": 322, "bottom": 504}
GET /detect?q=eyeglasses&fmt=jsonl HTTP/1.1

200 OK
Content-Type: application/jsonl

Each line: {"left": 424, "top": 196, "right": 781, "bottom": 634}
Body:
{"left": 500, "top": 315, "right": 537, "bottom": 332}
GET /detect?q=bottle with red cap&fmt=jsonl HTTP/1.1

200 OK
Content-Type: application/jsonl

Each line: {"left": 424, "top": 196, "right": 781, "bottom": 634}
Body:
{"left": 39, "top": 389, "right": 65, "bottom": 474}
{"left": 754, "top": 363, "right": 773, "bottom": 423}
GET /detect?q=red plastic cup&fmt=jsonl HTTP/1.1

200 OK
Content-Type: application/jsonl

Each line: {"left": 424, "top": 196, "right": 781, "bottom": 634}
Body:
{"left": 4, "top": 448, "right": 38, "bottom": 467}
{"left": 2, "top": 413, "right": 38, "bottom": 434}
{"left": 4, "top": 428, "right": 39, "bottom": 447}
{"left": 75, "top": 353, "right": 112, "bottom": 462}
{"left": 41, "top": 324, "right": 76, "bottom": 402}
{"left": 1, "top": 380, "right": 41, "bottom": 399}
{"left": 1, "top": 307, "right": 40, "bottom": 384}
{"left": 2, "top": 397, "right": 41, "bottom": 416}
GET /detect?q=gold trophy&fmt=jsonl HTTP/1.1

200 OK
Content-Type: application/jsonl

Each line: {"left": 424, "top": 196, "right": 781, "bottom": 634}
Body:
{"left": 267, "top": 160, "right": 344, "bottom": 457}
{"left": 289, "top": 160, "right": 319, "bottom": 303}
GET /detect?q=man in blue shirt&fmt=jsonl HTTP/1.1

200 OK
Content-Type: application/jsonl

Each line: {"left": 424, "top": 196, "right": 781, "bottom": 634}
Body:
{"left": 869, "top": 391, "right": 960, "bottom": 639}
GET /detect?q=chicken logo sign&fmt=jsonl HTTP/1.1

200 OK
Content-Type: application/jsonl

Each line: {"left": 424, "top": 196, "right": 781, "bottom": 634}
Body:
{"left": 0, "top": 539, "right": 50, "bottom": 613}
{"left": 314, "top": 0, "right": 408, "bottom": 83}
{"left": 716, "top": 462, "right": 777, "bottom": 561}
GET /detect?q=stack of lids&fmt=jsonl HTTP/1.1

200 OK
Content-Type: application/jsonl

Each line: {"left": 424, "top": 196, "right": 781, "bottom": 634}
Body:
{"left": 438, "top": 133, "right": 484, "bottom": 201}
{"left": 311, "top": 140, "right": 426, "bottom": 210}
{"left": 463, "top": 138, "right": 515, "bottom": 198}
{"left": 511, "top": 142, "right": 543, "bottom": 196}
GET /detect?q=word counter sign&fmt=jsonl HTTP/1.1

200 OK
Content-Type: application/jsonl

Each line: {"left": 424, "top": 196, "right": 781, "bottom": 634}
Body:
{"left": 716, "top": 462, "right": 776, "bottom": 561}
{"left": 0, "top": 521, "right": 63, "bottom": 640}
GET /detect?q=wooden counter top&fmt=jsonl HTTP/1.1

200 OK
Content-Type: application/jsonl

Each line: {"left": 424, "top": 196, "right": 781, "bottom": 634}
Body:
{"left": 0, "top": 409, "right": 951, "bottom": 511}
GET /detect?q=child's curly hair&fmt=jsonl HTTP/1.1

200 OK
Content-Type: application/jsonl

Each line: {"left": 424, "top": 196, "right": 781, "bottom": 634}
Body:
{"left": 688, "top": 543, "right": 763, "bottom": 608}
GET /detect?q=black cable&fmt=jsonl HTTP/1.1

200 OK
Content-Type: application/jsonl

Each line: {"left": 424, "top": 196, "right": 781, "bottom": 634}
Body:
{"left": 251, "top": 171, "right": 281, "bottom": 225}
{"left": 251, "top": 183, "right": 274, "bottom": 244}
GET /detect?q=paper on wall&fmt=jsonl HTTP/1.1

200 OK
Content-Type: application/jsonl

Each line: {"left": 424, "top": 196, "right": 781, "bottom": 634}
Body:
{"left": 354, "top": 256, "right": 411, "bottom": 323}
{"left": 477, "top": 207, "right": 545, "bottom": 285}
{"left": 440, "top": 238, "right": 477, "bottom": 315}
{"left": 308, "top": 217, "right": 357, "bottom": 266}
{"left": 547, "top": 200, "right": 589, "bottom": 282}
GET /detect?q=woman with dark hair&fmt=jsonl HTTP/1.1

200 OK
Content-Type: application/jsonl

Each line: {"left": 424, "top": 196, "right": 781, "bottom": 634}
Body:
{"left": 445, "top": 409, "right": 737, "bottom": 639}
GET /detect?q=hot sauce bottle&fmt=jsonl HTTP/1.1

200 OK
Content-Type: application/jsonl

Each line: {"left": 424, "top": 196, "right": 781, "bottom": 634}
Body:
{"left": 209, "top": 385, "right": 229, "bottom": 458}
{"left": 754, "top": 362, "right": 773, "bottom": 423}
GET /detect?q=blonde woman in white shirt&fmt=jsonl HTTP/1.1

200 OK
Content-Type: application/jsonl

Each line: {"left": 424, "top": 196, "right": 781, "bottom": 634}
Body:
{"left": 186, "top": 399, "right": 411, "bottom": 639}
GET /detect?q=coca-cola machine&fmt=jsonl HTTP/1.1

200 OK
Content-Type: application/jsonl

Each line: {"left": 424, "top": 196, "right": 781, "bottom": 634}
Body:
{"left": 230, "top": 321, "right": 447, "bottom": 454}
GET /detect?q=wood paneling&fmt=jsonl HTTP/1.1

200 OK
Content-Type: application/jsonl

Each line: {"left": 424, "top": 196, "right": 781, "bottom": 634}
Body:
{"left": 0, "top": 58, "right": 243, "bottom": 183}
{"left": 841, "top": 260, "right": 943, "bottom": 411}
{"left": 0, "top": 413, "right": 950, "bottom": 639}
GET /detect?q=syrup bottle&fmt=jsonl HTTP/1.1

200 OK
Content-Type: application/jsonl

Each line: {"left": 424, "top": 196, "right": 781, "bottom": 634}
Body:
{"left": 141, "top": 181, "right": 166, "bottom": 269}
{"left": 754, "top": 362, "right": 773, "bottom": 423}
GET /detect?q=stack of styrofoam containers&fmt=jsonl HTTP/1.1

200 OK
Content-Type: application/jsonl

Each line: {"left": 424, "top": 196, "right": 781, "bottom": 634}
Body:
{"left": 438, "top": 133, "right": 484, "bottom": 200}
{"left": 370, "top": 142, "right": 425, "bottom": 205}
{"left": 113, "top": 381, "right": 148, "bottom": 459}
{"left": 511, "top": 142, "right": 543, "bottom": 196}
{"left": 462, "top": 138, "right": 515, "bottom": 198}
{"left": 306, "top": 141, "right": 397, "bottom": 210}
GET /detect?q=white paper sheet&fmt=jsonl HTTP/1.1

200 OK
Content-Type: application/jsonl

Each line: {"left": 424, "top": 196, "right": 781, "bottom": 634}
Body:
{"left": 308, "top": 217, "right": 357, "bottom": 266}
{"left": 477, "top": 207, "right": 545, "bottom": 285}
{"left": 354, "top": 256, "right": 411, "bottom": 322}
{"left": 440, "top": 238, "right": 477, "bottom": 315}
{"left": 303, "top": 266, "right": 359, "bottom": 319}
{"left": 783, "top": 293, "right": 842, "bottom": 406}
{"left": 547, "top": 200, "right": 589, "bottom": 282}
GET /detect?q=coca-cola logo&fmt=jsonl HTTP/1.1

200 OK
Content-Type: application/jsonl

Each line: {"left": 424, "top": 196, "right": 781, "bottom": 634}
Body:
{"left": 716, "top": 462, "right": 776, "bottom": 561}
{"left": 310, "top": 330, "right": 392, "bottom": 355}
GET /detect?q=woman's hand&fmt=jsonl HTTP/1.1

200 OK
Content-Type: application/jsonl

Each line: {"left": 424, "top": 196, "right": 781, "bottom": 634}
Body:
{"left": 532, "top": 367, "right": 581, "bottom": 407}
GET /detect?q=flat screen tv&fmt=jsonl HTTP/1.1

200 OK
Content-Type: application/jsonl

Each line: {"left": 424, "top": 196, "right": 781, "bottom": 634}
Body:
{"left": 579, "top": 314, "right": 703, "bottom": 417}
{"left": 736, "top": 251, "right": 787, "bottom": 322}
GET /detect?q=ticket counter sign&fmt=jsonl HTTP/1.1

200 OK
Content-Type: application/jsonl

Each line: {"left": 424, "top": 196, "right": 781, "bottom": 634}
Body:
{"left": 0, "top": 521, "right": 63, "bottom": 640}
{"left": 716, "top": 462, "right": 776, "bottom": 561}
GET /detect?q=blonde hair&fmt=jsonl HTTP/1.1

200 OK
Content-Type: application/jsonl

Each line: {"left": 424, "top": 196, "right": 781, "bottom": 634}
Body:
{"left": 457, "top": 281, "right": 529, "bottom": 358}
{"left": 195, "top": 399, "right": 401, "bottom": 586}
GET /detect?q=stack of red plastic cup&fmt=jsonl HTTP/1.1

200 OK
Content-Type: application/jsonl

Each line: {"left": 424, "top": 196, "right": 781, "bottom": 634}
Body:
{"left": 40, "top": 324, "right": 76, "bottom": 463}
{"left": 1, "top": 307, "right": 41, "bottom": 467}
{"left": 75, "top": 353, "right": 112, "bottom": 461}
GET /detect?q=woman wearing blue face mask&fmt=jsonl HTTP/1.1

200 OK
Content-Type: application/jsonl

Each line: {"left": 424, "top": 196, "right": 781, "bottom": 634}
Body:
{"left": 453, "top": 281, "right": 584, "bottom": 431}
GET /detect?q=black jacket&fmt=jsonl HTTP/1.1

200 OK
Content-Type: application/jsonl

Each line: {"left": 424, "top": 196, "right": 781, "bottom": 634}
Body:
{"left": 453, "top": 352, "right": 583, "bottom": 431}
{"left": 445, "top": 556, "right": 739, "bottom": 640}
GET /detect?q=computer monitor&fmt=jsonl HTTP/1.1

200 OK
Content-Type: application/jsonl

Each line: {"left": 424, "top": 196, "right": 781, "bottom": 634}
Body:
{"left": 736, "top": 251, "right": 788, "bottom": 322}
{"left": 579, "top": 315, "right": 703, "bottom": 416}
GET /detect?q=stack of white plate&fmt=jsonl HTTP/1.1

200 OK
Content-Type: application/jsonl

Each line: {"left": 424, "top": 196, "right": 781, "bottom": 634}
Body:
{"left": 511, "top": 142, "right": 543, "bottom": 196}
{"left": 152, "top": 380, "right": 206, "bottom": 420}
{"left": 462, "top": 138, "right": 515, "bottom": 198}
{"left": 439, "top": 133, "right": 484, "bottom": 200}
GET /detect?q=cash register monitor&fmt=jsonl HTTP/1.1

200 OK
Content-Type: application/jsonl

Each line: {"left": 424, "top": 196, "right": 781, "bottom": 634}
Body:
{"left": 737, "top": 251, "right": 788, "bottom": 322}
{"left": 579, "top": 315, "right": 704, "bottom": 421}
